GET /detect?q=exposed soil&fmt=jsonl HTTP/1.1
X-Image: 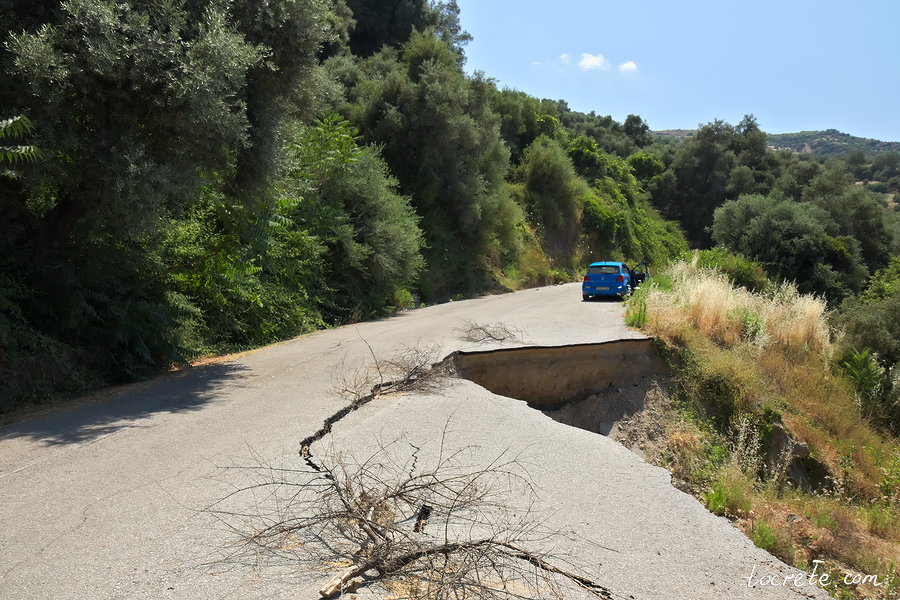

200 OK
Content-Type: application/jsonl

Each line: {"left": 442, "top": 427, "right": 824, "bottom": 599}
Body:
{"left": 451, "top": 339, "right": 673, "bottom": 459}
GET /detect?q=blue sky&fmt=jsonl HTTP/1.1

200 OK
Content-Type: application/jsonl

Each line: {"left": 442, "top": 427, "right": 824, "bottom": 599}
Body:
{"left": 455, "top": 0, "right": 900, "bottom": 142}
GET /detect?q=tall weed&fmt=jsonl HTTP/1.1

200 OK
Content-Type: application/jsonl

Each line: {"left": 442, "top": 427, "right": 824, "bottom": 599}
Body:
{"left": 643, "top": 260, "right": 829, "bottom": 353}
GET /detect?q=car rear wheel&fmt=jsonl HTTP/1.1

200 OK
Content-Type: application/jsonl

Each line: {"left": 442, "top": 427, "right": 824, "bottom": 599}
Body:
{"left": 582, "top": 294, "right": 590, "bottom": 302}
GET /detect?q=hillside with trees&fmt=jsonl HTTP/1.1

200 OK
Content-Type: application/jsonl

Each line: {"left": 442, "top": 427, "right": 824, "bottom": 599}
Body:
{"left": 1, "top": 0, "right": 897, "bottom": 427}
{"left": 0, "top": 0, "right": 688, "bottom": 408}
{"left": 658, "top": 128, "right": 900, "bottom": 159}
{"left": 768, "top": 129, "right": 900, "bottom": 158}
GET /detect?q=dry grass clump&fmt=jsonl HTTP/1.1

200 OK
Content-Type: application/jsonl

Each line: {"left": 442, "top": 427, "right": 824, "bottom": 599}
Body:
{"left": 863, "top": 503, "right": 900, "bottom": 541}
{"left": 707, "top": 464, "right": 755, "bottom": 517}
{"left": 763, "top": 282, "right": 830, "bottom": 353}
{"left": 761, "top": 350, "right": 887, "bottom": 497}
{"left": 686, "top": 275, "right": 749, "bottom": 345}
{"left": 640, "top": 293, "right": 683, "bottom": 340}
{"left": 749, "top": 492, "right": 900, "bottom": 579}
{"left": 664, "top": 420, "right": 704, "bottom": 481}
{"left": 642, "top": 260, "right": 829, "bottom": 354}
{"left": 641, "top": 263, "right": 885, "bottom": 500}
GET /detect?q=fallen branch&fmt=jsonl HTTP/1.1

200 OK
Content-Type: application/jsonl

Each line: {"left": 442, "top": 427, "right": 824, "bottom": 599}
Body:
{"left": 212, "top": 434, "right": 620, "bottom": 600}
{"left": 455, "top": 320, "right": 524, "bottom": 344}
{"left": 303, "top": 342, "right": 448, "bottom": 462}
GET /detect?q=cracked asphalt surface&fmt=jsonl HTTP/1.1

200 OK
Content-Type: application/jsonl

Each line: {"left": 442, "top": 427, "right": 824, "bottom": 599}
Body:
{"left": 0, "top": 282, "right": 829, "bottom": 599}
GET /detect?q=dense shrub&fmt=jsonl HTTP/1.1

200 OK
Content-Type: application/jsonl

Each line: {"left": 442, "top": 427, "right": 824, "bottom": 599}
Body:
{"left": 694, "top": 248, "right": 769, "bottom": 292}
{"left": 836, "top": 257, "right": 900, "bottom": 366}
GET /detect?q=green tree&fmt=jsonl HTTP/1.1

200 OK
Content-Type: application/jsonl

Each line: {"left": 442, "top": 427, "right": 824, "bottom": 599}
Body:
{"left": 7, "top": 0, "right": 269, "bottom": 246}
{"left": 838, "top": 296, "right": 900, "bottom": 369}
{"left": 711, "top": 194, "right": 868, "bottom": 300}
{"left": 344, "top": 0, "right": 427, "bottom": 56}
{"left": 227, "top": 0, "right": 345, "bottom": 198}
{"left": 282, "top": 116, "right": 425, "bottom": 319}
{"left": 628, "top": 151, "right": 665, "bottom": 183}
{"left": 664, "top": 116, "right": 782, "bottom": 246}
{"left": 668, "top": 120, "right": 737, "bottom": 244}
{"left": 835, "top": 257, "right": 900, "bottom": 431}
{"left": 555, "top": 102, "right": 634, "bottom": 157}
{"left": 771, "top": 156, "right": 821, "bottom": 200}
{"left": 343, "top": 30, "right": 517, "bottom": 298}
{"left": 623, "top": 114, "right": 651, "bottom": 148}
{"left": 733, "top": 115, "right": 771, "bottom": 175}
{"left": 422, "top": 1, "right": 471, "bottom": 50}
{"left": 0, "top": 0, "right": 342, "bottom": 393}
{"left": 491, "top": 88, "right": 542, "bottom": 164}
{"left": 845, "top": 149, "right": 867, "bottom": 179}
{"left": 871, "top": 151, "right": 900, "bottom": 180}
{"left": 801, "top": 163, "right": 891, "bottom": 272}
{"left": 567, "top": 135, "right": 608, "bottom": 181}
{"left": 343, "top": 0, "right": 469, "bottom": 56}
{"left": 521, "top": 136, "right": 586, "bottom": 262}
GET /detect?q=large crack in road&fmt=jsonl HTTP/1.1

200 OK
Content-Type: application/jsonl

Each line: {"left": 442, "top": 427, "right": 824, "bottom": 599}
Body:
{"left": 293, "top": 339, "right": 667, "bottom": 599}
{"left": 303, "top": 338, "right": 670, "bottom": 463}
{"left": 452, "top": 339, "right": 669, "bottom": 438}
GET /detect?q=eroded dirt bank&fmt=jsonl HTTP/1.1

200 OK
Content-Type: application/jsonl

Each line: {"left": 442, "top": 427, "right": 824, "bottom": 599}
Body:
{"left": 452, "top": 339, "right": 670, "bottom": 440}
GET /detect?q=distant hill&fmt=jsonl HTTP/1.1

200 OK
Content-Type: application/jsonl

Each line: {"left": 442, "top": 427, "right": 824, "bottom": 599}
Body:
{"left": 653, "top": 129, "right": 695, "bottom": 141}
{"left": 767, "top": 129, "right": 900, "bottom": 157}
{"left": 654, "top": 128, "right": 900, "bottom": 158}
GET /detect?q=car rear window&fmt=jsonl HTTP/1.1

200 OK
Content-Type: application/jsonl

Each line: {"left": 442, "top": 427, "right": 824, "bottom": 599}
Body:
{"left": 587, "top": 265, "right": 620, "bottom": 275}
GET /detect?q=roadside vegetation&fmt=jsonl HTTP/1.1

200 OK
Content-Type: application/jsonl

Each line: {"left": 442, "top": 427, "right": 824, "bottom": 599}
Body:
{"left": 626, "top": 252, "right": 900, "bottom": 599}
{"left": 1, "top": 0, "right": 897, "bottom": 431}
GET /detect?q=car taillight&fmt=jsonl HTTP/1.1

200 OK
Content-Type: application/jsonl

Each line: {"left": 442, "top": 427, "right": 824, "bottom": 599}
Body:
{"left": 583, "top": 275, "right": 590, "bottom": 282}
{"left": 616, "top": 274, "right": 624, "bottom": 282}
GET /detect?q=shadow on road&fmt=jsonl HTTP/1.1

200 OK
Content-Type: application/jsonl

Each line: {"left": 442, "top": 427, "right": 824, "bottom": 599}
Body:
{"left": 582, "top": 296, "right": 628, "bottom": 303}
{"left": 0, "top": 362, "right": 249, "bottom": 446}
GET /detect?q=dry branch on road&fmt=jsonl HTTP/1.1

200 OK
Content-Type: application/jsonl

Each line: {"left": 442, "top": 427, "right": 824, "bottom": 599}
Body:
{"left": 303, "top": 342, "right": 449, "bottom": 457}
{"left": 210, "top": 435, "right": 617, "bottom": 599}
{"left": 455, "top": 320, "right": 525, "bottom": 345}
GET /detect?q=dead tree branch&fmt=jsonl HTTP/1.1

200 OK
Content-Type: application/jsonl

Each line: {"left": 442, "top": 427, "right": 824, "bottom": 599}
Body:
{"left": 455, "top": 320, "right": 524, "bottom": 345}
{"left": 210, "top": 436, "right": 618, "bottom": 599}
{"left": 304, "top": 343, "right": 448, "bottom": 460}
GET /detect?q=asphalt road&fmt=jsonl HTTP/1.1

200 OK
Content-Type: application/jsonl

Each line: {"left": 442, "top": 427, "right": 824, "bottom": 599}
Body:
{"left": 0, "top": 283, "right": 829, "bottom": 599}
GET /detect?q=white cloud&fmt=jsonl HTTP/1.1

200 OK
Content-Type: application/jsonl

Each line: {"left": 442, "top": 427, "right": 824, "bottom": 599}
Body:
{"left": 560, "top": 53, "right": 571, "bottom": 64}
{"left": 619, "top": 61, "right": 638, "bottom": 74}
{"left": 578, "top": 53, "right": 609, "bottom": 71}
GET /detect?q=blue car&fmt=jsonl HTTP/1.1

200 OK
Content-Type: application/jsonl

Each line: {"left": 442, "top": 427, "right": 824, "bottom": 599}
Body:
{"left": 582, "top": 261, "right": 648, "bottom": 301}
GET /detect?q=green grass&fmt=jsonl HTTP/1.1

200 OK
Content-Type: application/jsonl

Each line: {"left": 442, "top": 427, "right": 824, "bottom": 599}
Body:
{"left": 625, "top": 298, "right": 647, "bottom": 328}
{"left": 750, "top": 521, "right": 795, "bottom": 563}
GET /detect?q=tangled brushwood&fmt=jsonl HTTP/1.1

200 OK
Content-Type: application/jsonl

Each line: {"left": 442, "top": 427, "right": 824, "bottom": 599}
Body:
{"left": 210, "top": 436, "right": 614, "bottom": 599}
{"left": 455, "top": 320, "right": 525, "bottom": 345}
{"left": 330, "top": 340, "right": 449, "bottom": 402}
